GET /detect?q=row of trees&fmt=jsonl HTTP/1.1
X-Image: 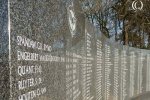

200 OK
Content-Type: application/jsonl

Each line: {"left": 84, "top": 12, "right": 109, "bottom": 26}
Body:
{"left": 79, "top": 0, "right": 150, "bottom": 49}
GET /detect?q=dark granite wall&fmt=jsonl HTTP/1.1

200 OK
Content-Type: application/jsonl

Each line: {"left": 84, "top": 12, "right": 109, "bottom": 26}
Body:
{"left": 0, "top": 0, "right": 9, "bottom": 99}
{"left": 1, "top": 0, "right": 150, "bottom": 100}
{"left": 9, "top": 0, "right": 85, "bottom": 100}
{"left": 9, "top": 0, "right": 68, "bottom": 100}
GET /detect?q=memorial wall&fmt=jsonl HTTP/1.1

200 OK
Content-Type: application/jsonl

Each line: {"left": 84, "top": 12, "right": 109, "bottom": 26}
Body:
{"left": 0, "top": 0, "right": 150, "bottom": 100}
{"left": 0, "top": 0, "right": 9, "bottom": 99}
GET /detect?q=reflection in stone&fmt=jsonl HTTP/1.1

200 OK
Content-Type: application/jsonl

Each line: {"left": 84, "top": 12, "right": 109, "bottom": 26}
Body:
{"left": 129, "top": 52, "right": 135, "bottom": 97}
{"left": 146, "top": 54, "right": 150, "bottom": 92}
{"left": 120, "top": 50, "right": 127, "bottom": 100}
{"left": 104, "top": 45, "right": 112, "bottom": 100}
{"left": 137, "top": 52, "right": 144, "bottom": 94}
{"left": 113, "top": 48, "right": 119, "bottom": 100}
{"left": 96, "top": 40, "right": 103, "bottom": 100}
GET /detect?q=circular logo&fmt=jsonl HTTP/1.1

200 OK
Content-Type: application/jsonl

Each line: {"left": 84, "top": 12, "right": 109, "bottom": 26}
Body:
{"left": 132, "top": 0, "right": 144, "bottom": 11}
{"left": 67, "top": 2, "right": 77, "bottom": 37}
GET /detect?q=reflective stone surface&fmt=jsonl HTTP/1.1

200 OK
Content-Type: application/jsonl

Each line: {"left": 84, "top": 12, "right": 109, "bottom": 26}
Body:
{"left": 1, "top": 0, "right": 150, "bottom": 100}
{"left": 0, "top": 0, "right": 9, "bottom": 99}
